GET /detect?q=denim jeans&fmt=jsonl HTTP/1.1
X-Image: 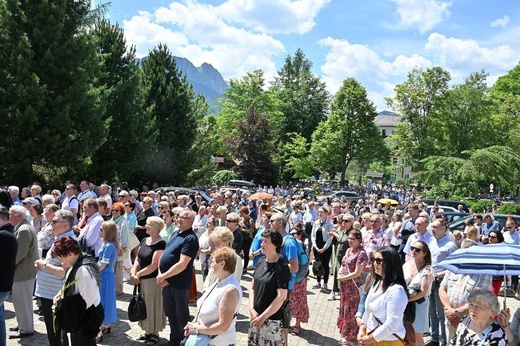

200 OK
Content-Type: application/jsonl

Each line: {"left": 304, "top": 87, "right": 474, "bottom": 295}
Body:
{"left": 429, "top": 281, "right": 447, "bottom": 345}
{"left": 0, "top": 291, "right": 11, "bottom": 346}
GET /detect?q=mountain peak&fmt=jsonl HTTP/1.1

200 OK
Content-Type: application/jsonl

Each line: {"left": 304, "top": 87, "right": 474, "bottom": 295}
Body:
{"left": 173, "top": 57, "right": 228, "bottom": 101}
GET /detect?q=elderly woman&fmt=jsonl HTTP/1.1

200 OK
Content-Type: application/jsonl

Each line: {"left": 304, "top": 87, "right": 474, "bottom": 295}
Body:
{"left": 357, "top": 247, "right": 408, "bottom": 346}
{"left": 311, "top": 205, "right": 334, "bottom": 291}
{"left": 111, "top": 202, "right": 130, "bottom": 296}
{"left": 51, "top": 190, "right": 62, "bottom": 206}
{"left": 38, "top": 204, "right": 59, "bottom": 259}
{"left": 452, "top": 289, "right": 507, "bottom": 345}
{"left": 402, "top": 240, "right": 433, "bottom": 346}
{"left": 199, "top": 216, "right": 218, "bottom": 281}
{"left": 206, "top": 227, "right": 243, "bottom": 288}
{"left": 52, "top": 236, "right": 103, "bottom": 346}
{"left": 160, "top": 209, "right": 177, "bottom": 242}
{"left": 157, "top": 201, "right": 170, "bottom": 216}
{"left": 30, "top": 203, "right": 46, "bottom": 234}
{"left": 248, "top": 229, "right": 291, "bottom": 346}
{"left": 135, "top": 197, "right": 155, "bottom": 242}
{"left": 131, "top": 216, "right": 166, "bottom": 345}
{"left": 183, "top": 247, "right": 242, "bottom": 345}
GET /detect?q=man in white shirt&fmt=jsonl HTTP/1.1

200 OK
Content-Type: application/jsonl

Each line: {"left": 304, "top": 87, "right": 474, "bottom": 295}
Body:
{"left": 76, "top": 198, "right": 104, "bottom": 257}
{"left": 404, "top": 217, "right": 432, "bottom": 261}
{"left": 77, "top": 180, "right": 96, "bottom": 202}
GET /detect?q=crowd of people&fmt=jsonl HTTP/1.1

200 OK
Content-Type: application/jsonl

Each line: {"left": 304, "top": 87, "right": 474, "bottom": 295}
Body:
{"left": 0, "top": 181, "right": 519, "bottom": 346}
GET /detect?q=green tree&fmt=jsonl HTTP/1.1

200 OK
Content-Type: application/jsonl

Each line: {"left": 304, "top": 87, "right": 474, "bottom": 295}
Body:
{"left": 280, "top": 133, "right": 314, "bottom": 180}
{"left": 88, "top": 20, "right": 156, "bottom": 184}
{"left": 310, "top": 78, "right": 390, "bottom": 185}
{"left": 225, "top": 106, "right": 278, "bottom": 185}
{"left": 141, "top": 44, "right": 205, "bottom": 185}
{"left": 272, "top": 48, "right": 330, "bottom": 142}
{"left": 437, "top": 71, "right": 494, "bottom": 155}
{"left": 386, "top": 67, "right": 451, "bottom": 170}
{"left": 212, "top": 170, "right": 238, "bottom": 186}
{"left": 217, "top": 70, "right": 282, "bottom": 149}
{"left": 0, "top": 0, "right": 106, "bottom": 185}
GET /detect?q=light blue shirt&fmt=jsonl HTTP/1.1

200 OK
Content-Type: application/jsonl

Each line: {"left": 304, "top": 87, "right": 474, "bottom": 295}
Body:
{"left": 429, "top": 234, "right": 457, "bottom": 275}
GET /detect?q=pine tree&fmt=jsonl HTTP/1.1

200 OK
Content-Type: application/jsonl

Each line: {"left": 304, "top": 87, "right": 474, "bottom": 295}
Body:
{"left": 0, "top": 0, "right": 106, "bottom": 185}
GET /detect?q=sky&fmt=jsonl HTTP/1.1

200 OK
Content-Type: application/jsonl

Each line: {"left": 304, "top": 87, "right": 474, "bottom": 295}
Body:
{"left": 104, "top": 0, "right": 520, "bottom": 111}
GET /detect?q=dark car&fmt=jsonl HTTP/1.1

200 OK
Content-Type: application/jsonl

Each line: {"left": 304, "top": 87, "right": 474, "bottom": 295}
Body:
{"left": 449, "top": 214, "right": 520, "bottom": 232}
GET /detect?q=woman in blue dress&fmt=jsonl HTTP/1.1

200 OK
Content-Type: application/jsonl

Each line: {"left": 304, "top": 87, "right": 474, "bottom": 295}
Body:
{"left": 96, "top": 220, "right": 119, "bottom": 343}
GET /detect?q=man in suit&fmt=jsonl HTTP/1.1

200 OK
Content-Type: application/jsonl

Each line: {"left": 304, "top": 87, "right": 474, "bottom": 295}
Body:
{"left": 8, "top": 205, "right": 39, "bottom": 338}
{"left": 0, "top": 207, "right": 18, "bottom": 345}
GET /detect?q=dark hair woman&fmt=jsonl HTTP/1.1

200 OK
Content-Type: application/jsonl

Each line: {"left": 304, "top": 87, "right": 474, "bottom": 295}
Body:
{"left": 488, "top": 230, "right": 505, "bottom": 296}
{"left": 357, "top": 247, "right": 408, "bottom": 345}
{"left": 402, "top": 240, "right": 433, "bottom": 346}
{"left": 248, "top": 229, "right": 290, "bottom": 345}
{"left": 52, "top": 236, "right": 103, "bottom": 346}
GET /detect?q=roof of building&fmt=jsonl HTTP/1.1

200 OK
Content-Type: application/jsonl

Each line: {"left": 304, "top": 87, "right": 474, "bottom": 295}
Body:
{"left": 374, "top": 114, "right": 400, "bottom": 127}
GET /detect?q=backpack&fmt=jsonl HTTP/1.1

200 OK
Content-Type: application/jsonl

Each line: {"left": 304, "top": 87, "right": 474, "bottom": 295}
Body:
{"left": 282, "top": 235, "right": 309, "bottom": 282}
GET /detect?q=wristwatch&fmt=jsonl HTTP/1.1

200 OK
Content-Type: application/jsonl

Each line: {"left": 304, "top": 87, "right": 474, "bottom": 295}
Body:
{"left": 454, "top": 309, "right": 459, "bottom": 315}
{"left": 42, "top": 263, "right": 47, "bottom": 270}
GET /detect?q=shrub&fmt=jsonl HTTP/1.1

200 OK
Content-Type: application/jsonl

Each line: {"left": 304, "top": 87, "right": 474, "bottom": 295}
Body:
{"left": 498, "top": 203, "right": 520, "bottom": 216}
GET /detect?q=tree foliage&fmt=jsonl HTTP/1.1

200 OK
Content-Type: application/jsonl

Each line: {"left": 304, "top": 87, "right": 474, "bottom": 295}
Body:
{"left": 225, "top": 106, "right": 277, "bottom": 185}
{"left": 386, "top": 67, "right": 450, "bottom": 170}
{"left": 217, "top": 70, "right": 282, "bottom": 151}
{"left": 141, "top": 44, "right": 204, "bottom": 186}
{"left": 280, "top": 133, "right": 314, "bottom": 180}
{"left": 310, "top": 78, "right": 390, "bottom": 185}
{"left": 212, "top": 170, "right": 238, "bottom": 186}
{"left": 88, "top": 20, "right": 156, "bottom": 184}
{"left": 272, "top": 48, "right": 330, "bottom": 142}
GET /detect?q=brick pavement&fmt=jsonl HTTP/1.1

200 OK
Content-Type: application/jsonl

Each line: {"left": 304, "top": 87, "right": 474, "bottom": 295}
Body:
{"left": 4, "top": 269, "right": 520, "bottom": 346}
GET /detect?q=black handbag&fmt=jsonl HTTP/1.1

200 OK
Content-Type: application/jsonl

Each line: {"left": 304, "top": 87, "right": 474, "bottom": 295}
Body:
{"left": 128, "top": 284, "right": 147, "bottom": 322}
{"left": 312, "top": 260, "right": 325, "bottom": 277}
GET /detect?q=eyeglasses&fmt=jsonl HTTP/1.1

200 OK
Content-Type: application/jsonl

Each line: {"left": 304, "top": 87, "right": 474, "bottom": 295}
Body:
{"left": 226, "top": 219, "right": 238, "bottom": 223}
{"left": 347, "top": 237, "right": 357, "bottom": 241}
{"left": 112, "top": 209, "right": 121, "bottom": 213}
{"left": 158, "top": 207, "right": 167, "bottom": 210}
{"left": 342, "top": 219, "right": 350, "bottom": 223}
{"left": 373, "top": 257, "right": 383, "bottom": 264}
{"left": 410, "top": 246, "right": 424, "bottom": 253}
{"left": 119, "top": 195, "right": 127, "bottom": 198}
{"left": 489, "top": 235, "right": 497, "bottom": 239}
{"left": 51, "top": 220, "right": 65, "bottom": 224}
{"left": 290, "top": 232, "right": 298, "bottom": 236}
{"left": 370, "top": 220, "right": 380, "bottom": 223}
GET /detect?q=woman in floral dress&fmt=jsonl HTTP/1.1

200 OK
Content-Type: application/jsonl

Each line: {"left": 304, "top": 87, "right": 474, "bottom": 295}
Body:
{"left": 289, "top": 224, "right": 309, "bottom": 336}
{"left": 337, "top": 229, "right": 368, "bottom": 345}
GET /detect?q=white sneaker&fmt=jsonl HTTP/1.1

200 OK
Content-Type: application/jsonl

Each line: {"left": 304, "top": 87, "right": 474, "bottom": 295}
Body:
{"left": 327, "top": 293, "right": 336, "bottom": 301}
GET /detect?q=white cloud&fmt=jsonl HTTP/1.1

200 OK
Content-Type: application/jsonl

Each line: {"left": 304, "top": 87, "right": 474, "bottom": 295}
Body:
{"left": 391, "top": 0, "right": 451, "bottom": 33}
{"left": 318, "top": 37, "right": 432, "bottom": 109}
{"left": 425, "top": 33, "right": 518, "bottom": 70}
{"left": 122, "top": 1, "right": 289, "bottom": 80}
{"left": 218, "top": 0, "right": 331, "bottom": 34}
{"left": 490, "top": 15, "right": 510, "bottom": 28}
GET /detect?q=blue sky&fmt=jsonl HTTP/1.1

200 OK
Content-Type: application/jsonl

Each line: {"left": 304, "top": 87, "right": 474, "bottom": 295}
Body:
{"left": 104, "top": 0, "right": 520, "bottom": 110}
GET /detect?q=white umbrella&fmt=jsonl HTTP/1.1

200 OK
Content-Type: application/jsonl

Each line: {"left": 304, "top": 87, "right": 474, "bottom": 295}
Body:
{"left": 438, "top": 243, "right": 520, "bottom": 308}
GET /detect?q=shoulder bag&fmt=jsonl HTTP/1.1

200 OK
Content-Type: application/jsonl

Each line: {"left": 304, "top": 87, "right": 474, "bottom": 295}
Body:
{"left": 128, "top": 284, "right": 147, "bottom": 322}
{"left": 369, "top": 315, "right": 416, "bottom": 346}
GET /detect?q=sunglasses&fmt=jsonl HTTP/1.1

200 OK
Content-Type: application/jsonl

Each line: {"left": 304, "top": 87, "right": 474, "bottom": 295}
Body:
{"left": 489, "top": 235, "right": 497, "bottom": 239}
{"left": 51, "top": 220, "right": 65, "bottom": 224}
{"left": 410, "top": 246, "right": 424, "bottom": 253}
{"left": 226, "top": 219, "right": 237, "bottom": 223}
{"left": 373, "top": 257, "right": 383, "bottom": 264}
{"left": 342, "top": 219, "right": 350, "bottom": 223}
{"left": 112, "top": 209, "right": 121, "bottom": 213}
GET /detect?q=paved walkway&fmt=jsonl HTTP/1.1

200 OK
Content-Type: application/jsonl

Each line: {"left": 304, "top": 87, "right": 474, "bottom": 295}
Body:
{"left": 4, "top": 269, "right": 520, "bottom": 346}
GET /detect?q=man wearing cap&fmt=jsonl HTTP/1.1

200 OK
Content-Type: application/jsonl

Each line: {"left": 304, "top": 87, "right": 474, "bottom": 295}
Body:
{"left": 8, "top": 205, "right": 38, "bottom": 339}
{"left": 21, "top": 197, "right": 39, "bottom": 222}
{"left": 0, "top": 206, "right": 18, "bottom": 345}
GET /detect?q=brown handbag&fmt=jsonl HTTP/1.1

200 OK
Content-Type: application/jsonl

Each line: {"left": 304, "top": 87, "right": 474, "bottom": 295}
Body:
{"left": 368, "top": 315, "right": 416, "bottom": 346}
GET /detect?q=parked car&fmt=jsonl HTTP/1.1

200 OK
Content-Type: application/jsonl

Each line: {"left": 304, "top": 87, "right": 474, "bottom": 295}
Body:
{"left": 449, "top": 214, "right": 520, "bottom": 232}
{"left": 422, "top": 199, "right": 468, "bottom": 212}
{"left": 316, "top": 190, "right": 360, "bottom": 206}
{"left": 442, "top": 212, "right": 472, "bottom": 224}
{"left": 227, "top": 180, "right": 256, "bottom": 189}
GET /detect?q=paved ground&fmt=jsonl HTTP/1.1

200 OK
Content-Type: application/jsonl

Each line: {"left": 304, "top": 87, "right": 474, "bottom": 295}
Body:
{"left": 5, "top": 269, "right": 520, "bottom": 346}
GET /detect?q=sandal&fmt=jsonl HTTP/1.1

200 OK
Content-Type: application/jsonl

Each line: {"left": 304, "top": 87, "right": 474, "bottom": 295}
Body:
{"left": 137, "top": 334, "right": 151, "bottom": 341}
{"left": 145, "top": 334, "right": 159, "bottom": 345}
{"left": 291, "top": 327, "right": 301, "bottom": 336}
{"left": 339, "top": 338, "right": 349, "bottom": 345}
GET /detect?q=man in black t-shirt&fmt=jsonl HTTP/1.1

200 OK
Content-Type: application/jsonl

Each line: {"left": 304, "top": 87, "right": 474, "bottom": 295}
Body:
{"left": 158, "top": 210, "right": 199, "bottom": 346}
